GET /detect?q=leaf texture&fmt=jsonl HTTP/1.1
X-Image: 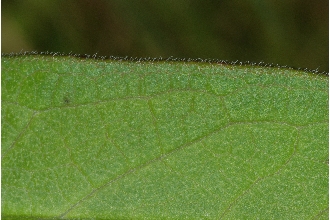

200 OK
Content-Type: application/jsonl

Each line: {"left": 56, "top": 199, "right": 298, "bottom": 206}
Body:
{"left": 1, "top": 55, "right": 328, "bottom": 219}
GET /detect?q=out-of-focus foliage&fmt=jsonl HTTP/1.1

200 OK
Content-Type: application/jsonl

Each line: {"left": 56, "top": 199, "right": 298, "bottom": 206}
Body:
{"left": 1, "top": 0, "right": 328, "bottom": 72}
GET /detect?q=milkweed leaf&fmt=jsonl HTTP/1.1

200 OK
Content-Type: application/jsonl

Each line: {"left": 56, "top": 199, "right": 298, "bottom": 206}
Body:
{"left": 2, "top": 55, "right": 328, "bottom": 219}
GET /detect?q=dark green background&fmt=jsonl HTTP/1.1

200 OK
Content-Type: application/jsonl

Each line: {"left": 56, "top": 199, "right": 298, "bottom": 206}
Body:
{"left": 2, "top": 0, "right": 329, "bottom": 72}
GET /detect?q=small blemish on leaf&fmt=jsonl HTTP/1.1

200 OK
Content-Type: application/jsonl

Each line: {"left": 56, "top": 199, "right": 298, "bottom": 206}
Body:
{"left": 64, "top": 97, "right": 70, "bottom": 105}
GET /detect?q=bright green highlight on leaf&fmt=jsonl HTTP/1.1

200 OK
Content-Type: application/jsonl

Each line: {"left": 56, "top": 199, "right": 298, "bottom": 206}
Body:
{"left": 1, "top": 55, "right": 328, "bottom": 219}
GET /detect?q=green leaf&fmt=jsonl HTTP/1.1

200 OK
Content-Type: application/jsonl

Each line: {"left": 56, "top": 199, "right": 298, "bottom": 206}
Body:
{"left": 2, "top": 55, "right": 328, "bottom": 219}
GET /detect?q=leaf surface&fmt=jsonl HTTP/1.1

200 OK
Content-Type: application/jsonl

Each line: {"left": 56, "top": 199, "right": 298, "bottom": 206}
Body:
{"left": 1, "top": 55, "right": 328, "bottom": 219}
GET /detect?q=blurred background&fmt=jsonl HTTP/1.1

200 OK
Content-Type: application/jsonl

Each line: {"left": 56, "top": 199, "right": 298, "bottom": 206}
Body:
{"left": 2, "top": 0, "right": 329, "bottom": 72}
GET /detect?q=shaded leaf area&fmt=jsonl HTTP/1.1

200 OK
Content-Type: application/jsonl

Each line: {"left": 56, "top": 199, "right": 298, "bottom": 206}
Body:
{"left": 1, "top": 56, "right": 328, "bottom": 219}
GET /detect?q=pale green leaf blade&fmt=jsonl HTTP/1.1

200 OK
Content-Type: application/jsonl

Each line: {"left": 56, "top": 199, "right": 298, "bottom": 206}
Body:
{"left": 1, "top": 55, "right": 328, "bottom": 219}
